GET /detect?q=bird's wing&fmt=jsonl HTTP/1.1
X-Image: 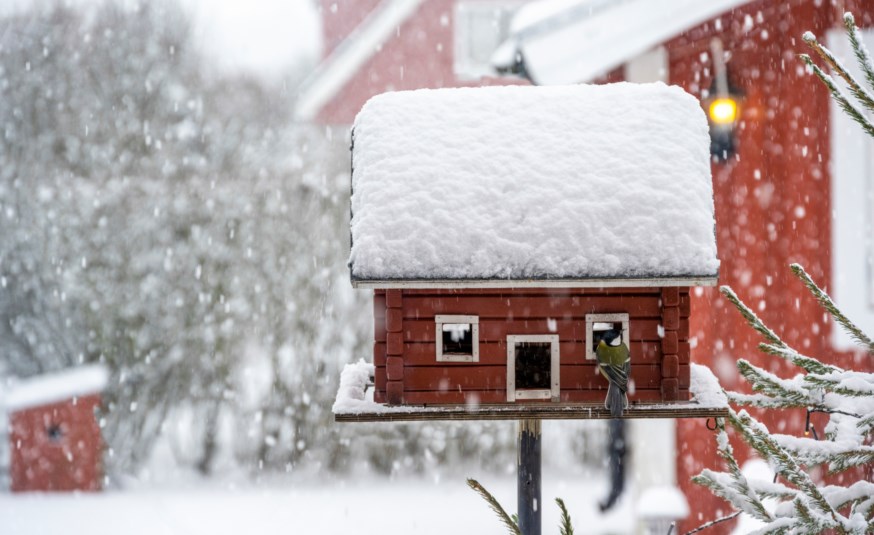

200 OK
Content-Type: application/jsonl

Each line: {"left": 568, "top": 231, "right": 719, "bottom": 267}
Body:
{"left": 599, "top": 362, "right": 628, "bottom": 391}
{"left": 597, "top": 343, "right": 630, "bottom": 391}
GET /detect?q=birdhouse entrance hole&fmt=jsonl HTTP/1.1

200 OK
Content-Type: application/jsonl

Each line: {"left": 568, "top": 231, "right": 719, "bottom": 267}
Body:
{"left": 586, "top": 313, "right": 630, "bottom": 360}
{"left": 507, "top": 335, "right": 560, "bottom": 401}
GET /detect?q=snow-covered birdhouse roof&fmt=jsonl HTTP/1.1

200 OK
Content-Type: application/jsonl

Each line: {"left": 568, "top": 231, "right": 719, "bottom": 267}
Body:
{"left": 349, "top": 83, "right": 719, "bottom": 288}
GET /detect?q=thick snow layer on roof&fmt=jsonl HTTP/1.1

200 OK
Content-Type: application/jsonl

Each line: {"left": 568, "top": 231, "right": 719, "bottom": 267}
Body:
{"left": 2, "top": 364, "right": 109, "bottom": 412}
{"left": 350, "top": 83, "right": 718, "bottom": 283}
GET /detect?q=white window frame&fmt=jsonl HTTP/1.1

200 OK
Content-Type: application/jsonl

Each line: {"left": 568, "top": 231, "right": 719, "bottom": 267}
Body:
{"left": 453, "top": 1, "right": 522, "bottom": 80}
{"left": 435, "top": 315, "right": 479, "bottom": 362}
{"left": 506, "top": 334, "right": 560, "bottom": 402}
{"left": 585, "top": 313, "right": 630, "bottom": 361}
{"left": 829, "top": 28, "right": 874, "bottom": 349}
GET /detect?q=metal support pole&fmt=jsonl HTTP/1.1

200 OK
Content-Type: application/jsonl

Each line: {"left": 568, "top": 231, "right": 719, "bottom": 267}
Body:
{"left": 518, "top": 419, "right": 541, "bottom": 535}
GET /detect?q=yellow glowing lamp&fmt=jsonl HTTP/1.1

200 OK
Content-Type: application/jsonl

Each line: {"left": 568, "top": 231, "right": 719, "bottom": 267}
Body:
{"left": 708, "top": 97, "right": 738, "bottom": 125}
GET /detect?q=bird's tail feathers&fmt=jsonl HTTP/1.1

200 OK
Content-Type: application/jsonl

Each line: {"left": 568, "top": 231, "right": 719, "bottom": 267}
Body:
{"left": 605, "top": 383, "right": 628, "bottom": 418}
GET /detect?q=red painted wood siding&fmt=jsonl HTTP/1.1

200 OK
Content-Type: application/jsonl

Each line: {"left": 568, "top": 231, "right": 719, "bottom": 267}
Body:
{"left": 317, "top": 0, "right": 528, "bottom": 125}
{"left": 667, "top": 2, "right": 874, "bottom": 532}
{"left": 373, "top": 288, "right": 690, "bottom": 405}
{"left": 10, "top": 394, "right": 103, "bottom": 492}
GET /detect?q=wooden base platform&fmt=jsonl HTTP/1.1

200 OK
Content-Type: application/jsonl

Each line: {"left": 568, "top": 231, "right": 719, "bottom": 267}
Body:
{"left": 334, "top": 401, "right": 728, "bottom": 422}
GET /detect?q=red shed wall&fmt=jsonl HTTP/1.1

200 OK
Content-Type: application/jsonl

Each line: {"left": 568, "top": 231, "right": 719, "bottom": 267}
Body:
{"left": 373, "top": 288, "right": 690, "bottom": 406}
{"left": 10, "top": 394, "right": 103, "bottom": 492}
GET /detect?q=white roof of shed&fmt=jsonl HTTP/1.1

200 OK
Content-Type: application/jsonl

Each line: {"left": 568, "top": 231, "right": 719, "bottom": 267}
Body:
{"left": 349, "top": 83, "right": 719, "bottom": 287}
{"left": 2, "top": 364, "right": 109, "bottom": 412}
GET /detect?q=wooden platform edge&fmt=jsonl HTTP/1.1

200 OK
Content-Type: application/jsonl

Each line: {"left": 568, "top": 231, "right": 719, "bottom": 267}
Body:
{"left": 334, "top": 402, "right": 729, "bottom": 423}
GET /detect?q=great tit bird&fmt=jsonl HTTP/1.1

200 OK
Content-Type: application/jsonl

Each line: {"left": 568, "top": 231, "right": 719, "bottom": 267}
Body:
{"left": 595, "top": 329, "right": 630, "bottom": 418}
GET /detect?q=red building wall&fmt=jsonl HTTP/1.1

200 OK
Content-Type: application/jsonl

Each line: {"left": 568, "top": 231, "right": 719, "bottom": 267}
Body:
{"left": 668, "top": 1, "right": 874, "bottom": 531}
{"left": 372, "top": 288, "right": 691, "bottom": 406}
{"left": 316, "top": 0, "right": 528, "bottom": 125}
{"left": 10, "top": 394, "right": 103, "bottom": 492}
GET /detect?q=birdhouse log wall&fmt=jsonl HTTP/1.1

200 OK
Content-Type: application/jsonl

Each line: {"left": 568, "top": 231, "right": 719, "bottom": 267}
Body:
{"left": 373, "top": 288, "right": 691, "bottom": 406}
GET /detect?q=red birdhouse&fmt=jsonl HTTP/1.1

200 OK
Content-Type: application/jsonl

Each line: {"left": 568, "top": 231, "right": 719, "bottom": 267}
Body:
{"left": 339, "top": 83, "right": 724, "bottom": 421}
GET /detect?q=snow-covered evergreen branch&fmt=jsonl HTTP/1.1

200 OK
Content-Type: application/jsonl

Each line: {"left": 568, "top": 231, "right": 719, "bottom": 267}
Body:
{"left": 719, "top": 286, "right": 785, "bottom": 348}
{"left": 790, "top": 264, "right": 874, "bottom": 353}
{"left": 758, "top": 342, "right": 840, "bottom": 375}
{"left": 843, "top": 13, "right": 874, "bottom": 91}
{"left": 735, "top": 360, "right": 814, "bottom": 407}
{"left": 798, "top": 53, "right": 874, "bottom": 139}
{"left": 696, "top": 262, "right": 874, "bottom": 533}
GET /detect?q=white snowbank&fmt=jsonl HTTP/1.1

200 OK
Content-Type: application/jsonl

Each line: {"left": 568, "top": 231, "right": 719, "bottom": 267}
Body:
{"left": 2, "top": 365, "right": 109, "bottom": 412}
{"left": 350, "top": 83, "right": 718, "bottom": 283}
{"left": 689, "top": 363, "right": 728, "bottom": 408}
{"left": 0, "top": 474, "right": 634, "bottom": 535}
{"left": 637, "top": 485, "right": 689, "bottom": 520}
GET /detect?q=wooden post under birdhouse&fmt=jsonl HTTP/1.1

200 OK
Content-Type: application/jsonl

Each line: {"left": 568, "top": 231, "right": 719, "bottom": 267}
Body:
{"left": 518, "top": 419, "right": 541, "bottom": 535}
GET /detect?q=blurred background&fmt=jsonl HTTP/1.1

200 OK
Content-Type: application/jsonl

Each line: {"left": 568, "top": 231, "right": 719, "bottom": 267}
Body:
{"left": 0, "top": 0, "right": 872, "bottom": 534}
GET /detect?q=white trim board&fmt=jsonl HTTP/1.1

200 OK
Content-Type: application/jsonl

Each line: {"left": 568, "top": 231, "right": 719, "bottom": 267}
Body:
{"left": 352, "top": 276, "right": 717, "bottom": 289}
{"left": 829, "top": 27, "right": 874, "bottom": 350}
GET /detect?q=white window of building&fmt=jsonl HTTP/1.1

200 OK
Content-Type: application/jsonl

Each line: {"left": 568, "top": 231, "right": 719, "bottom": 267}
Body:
{"left": 506, "top": 334, "right": 560, "bottom": 401}
{"left": 436, "top": 315, "right": 479, "bottom": 362}
{"left": 454, "top": 2, "right": 520, "bottom": 79}
{"left": 828, "top": 28, "right": 874, "bottom": 349}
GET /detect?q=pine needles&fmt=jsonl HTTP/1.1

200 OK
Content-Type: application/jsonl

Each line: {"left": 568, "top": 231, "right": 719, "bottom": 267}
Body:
{"left": 466, "top": 478, "right": 577, "bottom": 535}
{"left": 467, "top": 478, "right": 521, "bottom": 535}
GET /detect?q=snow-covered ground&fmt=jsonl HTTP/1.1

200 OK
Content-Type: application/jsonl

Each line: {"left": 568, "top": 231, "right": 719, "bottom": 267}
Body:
{"left": 0, "top": 472, "right": 633, "bottom": 535}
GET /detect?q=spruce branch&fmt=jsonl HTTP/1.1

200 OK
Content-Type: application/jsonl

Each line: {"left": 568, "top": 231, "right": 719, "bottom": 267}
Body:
{"left": 556, "top": 498, "right": 574, "bottom": 535}
{"left": 802, "top": 30, "right": 874, "bottom": 116}
{"left": 804, "top": 371, "right": 874, "bottom": 398}
{"left": 758, "top": 341, "right": 840, "bottom": 375}
{"left": 736, "top": 359, "right": 812, "bottom": 406}
{"left": 790, "top": 264, "right": 874, "bottom": 353}
{"left": 728, "top": 391, "right": 799, "bottom": 410}
{"left": 692, "top": 424, "right": 775, "bottom": 523}
{"left": 683, "top": 511, "right": 741, "bottom": 535}
{"left": 730, "top": 411, "right": 847, "bottom": 530}
{"left": 799, "top": 54, "right": 874, "bottom": 139}
{"left": 857, "top": 412, "right": 874, "bottom": 435}
{"left": 467, "top": 479, "right": 521, "bottom": 535}
{"left": 719, "top": 286, "right": 785, "bottom": 347}
{"left": 843, "top": 12, "right": 874, "bottom": 91}
{"left": 771, "top": 433, "right": 874, "bottom": 473}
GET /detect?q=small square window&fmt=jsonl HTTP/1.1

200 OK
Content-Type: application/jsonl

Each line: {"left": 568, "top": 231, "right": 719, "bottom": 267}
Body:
{"left": 585, "top": 313, "right": 630, "bottom": 360}
{"left": 436, "top": 315, "right": 479, "bottom": 362}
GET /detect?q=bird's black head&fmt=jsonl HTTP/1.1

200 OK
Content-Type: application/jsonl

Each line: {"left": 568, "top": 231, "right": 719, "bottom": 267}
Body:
{"left": 601, "top": 329, "right": 621, "bottom": 345}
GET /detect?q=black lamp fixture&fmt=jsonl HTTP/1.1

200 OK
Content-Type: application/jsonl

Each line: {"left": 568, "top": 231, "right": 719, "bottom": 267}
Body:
{"left": 704, "top": 39, "right": 742, "bottom": 161}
